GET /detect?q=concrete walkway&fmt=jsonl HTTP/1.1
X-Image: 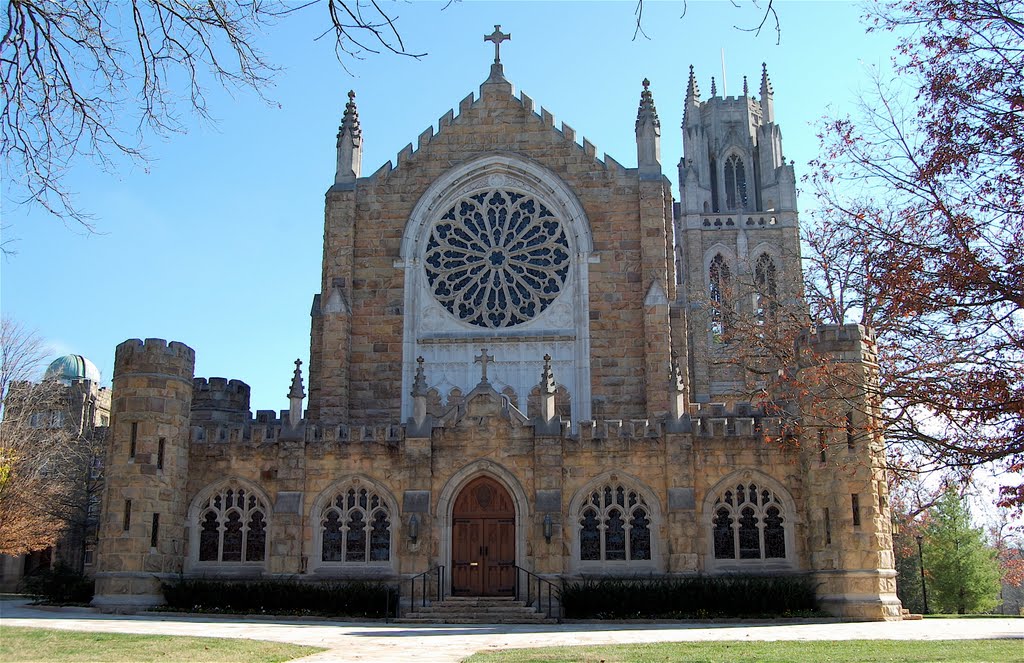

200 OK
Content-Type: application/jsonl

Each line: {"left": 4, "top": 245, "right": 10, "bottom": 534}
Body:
{"left": 1, "top": 599, "right": 1021, "bottom": 662}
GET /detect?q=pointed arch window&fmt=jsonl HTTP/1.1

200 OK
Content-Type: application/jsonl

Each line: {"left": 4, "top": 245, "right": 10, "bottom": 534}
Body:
{"left": 709, "top": 253, "right": 732, "bottom": 340}
{"left": 753, "top": 253, "right": 778, "bottom": 323}
{"left": 578, "top": 483, "right": 651, "bottom": 563}
{"left": 320, "top": 484, "right": 392, "bottom": 564}
{"left": 197, "top": 484, "right": 268, "bottom": 563}
{"left": 711, "top": 482, "right": 787, "bottom": 561}
{"left": 724, "top": 155, "right": 747, "bottom": 211}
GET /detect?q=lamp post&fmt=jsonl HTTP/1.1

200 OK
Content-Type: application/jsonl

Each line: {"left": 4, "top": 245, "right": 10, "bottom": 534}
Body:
{"left": 915, "top": 534, "right": 929, "bottom": 614}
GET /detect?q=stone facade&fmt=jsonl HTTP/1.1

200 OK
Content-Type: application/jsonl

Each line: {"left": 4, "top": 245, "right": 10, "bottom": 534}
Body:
{"left": 93, "top": 57, "right": 901, "bottom": 620}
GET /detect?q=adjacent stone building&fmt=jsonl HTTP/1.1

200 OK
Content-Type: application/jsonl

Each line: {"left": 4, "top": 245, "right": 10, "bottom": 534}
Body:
{"left": 93, "top": 39, "right": 901, "bottom": 619}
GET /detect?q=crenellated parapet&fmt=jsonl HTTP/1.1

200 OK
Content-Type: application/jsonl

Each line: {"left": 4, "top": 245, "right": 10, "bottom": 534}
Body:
{"left": 796, "top": 323, "right": 878, "bottom": 366}
{"left": 191, "top": 377, "right": 252, "bottom": 426}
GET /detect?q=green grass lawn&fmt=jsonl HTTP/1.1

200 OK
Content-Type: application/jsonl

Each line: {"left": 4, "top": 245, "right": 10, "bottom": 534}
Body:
{"left": 0, "top": 626, "right": 324, "bottom": 662}
{"left": 464, "top": 639, "right": 1024, "bottom": 663}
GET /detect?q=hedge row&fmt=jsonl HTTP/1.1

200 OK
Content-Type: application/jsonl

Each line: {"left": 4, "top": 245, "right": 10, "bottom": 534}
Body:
{"left": 161, "top": 578, "right": 397, "bottom": 617}
{"left": 560, "top": 575, "right": 819, "bottom": 619}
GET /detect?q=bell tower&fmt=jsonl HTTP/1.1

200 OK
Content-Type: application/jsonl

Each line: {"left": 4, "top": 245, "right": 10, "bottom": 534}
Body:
{"left": 676, "top": 63, "right": 802, "bottom": 401}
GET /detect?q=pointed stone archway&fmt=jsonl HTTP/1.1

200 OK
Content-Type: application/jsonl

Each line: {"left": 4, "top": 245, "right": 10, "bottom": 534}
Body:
{"left": 450, "top": 476, "right": 516, "bottom": 596}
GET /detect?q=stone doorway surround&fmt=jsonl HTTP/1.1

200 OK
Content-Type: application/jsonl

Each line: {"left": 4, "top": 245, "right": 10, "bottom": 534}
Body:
{"left": 436, "top": 460, "right": 530, "bottom": 596}
{"left": 451, "top": 476, "right": 515, "bottom": 596}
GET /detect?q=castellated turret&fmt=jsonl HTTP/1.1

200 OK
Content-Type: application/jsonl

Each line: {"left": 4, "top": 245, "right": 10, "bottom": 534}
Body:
{"left": 93, "top": 338, "right": 195, "bottom": 610}
{"left": 795, "top": 324, "right": 901, "bottom": 620}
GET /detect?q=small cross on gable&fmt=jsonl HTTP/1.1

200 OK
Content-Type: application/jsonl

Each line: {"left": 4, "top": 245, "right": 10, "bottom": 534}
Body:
{"left": 484, "top": 25, "right": 511, "bottom": 64}
{"left": 475, "top": 348, "right": 494, "bottom": 384}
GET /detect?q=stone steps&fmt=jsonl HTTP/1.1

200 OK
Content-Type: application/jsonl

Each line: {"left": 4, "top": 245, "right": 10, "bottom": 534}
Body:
{"left": 396, "top": 596, "right": 558, "bottom": 624}
{"left": 901, "top": 608, "right": 924, "bottom": 621}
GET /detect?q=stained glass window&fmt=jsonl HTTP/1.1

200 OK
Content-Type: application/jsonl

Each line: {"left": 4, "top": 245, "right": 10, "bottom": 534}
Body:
{"left": 724, "top": 155, "right": 747, "bottom": 210}
{"left": 424, "top": 190, "right": 571, "bottom": 328}
{"left": 320, "top": 483, "right": 391, "bottom": 564}
{"left": 710, "top": 482, "right": 788, "bottom": 562}
{"left": 577, "top": 483, "right": 652, "bottom": 563}
{"left": 195, "top": 483, "right": 268, "bottom": 564}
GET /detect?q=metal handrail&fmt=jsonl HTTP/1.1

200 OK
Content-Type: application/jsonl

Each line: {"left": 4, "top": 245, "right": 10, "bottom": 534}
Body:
{"left": 512, "top": 565, "right": 561, "bottom": 622}
{"left": 389, "top": 565, "right": 445, "bottom": 621}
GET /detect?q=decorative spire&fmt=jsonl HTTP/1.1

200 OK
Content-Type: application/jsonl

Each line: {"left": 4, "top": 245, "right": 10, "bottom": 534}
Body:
{"left": 760, "top": 62, "right": 775, "bottom": 123}
{"left": 635, "top": 78, "right": 661, "bottom": 177}
{"left": 760, "top": 62, "right": 774, "bottom": 97}
{"left": 743, "top": 75, "right": 749, "bottom": 96}
{"left": 287, "top": 359, "right": 305, "bottom": 427}
{"left": 288, "top": 359, "right": 305, "bottom": 400}
{"left": 710, "top": 76, "right": 718, "bottom": 97}
{"left": 540, "top": 354, "right": 556, "bottom": 395}
{"left": 685, "top": 65, "right": 701, "bottom": 101}
{"left": 334, "top": 90, "right": 363, "bottom": 185}
{"left": 635, "top": 78, "right": 660, "bottom": 130}
{"left": 538, "top": 353, "right": 557, "bottom": 424}
{"left": 341, "top": 90, "right": 361, "bottom": 137}
{"left": 669, "top": 352, "right": 686, "bottom": 421}
{"left": 411, "top": 356, "right": 428, "bottom": 397}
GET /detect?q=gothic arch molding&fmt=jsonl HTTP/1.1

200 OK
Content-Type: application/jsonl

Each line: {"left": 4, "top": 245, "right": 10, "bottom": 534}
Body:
{"left": 307, "top": 474, "right": 400, "bottom": 575}
{"left": 398, "top": 153, "right": 595, "bottom": 426}
{"left": 701, "top": 470, "right": 799, "bottom": 571}
{"left": 566, "top": 471, "right": 664, "bottom": 573}
{"left": 436, "top": 460, "right": 530, "bottom": 592}
{"left": 186, "top": 477, "right": 272, "bottom": 573}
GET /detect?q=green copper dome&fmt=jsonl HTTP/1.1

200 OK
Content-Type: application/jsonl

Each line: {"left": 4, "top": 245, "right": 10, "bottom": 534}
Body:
{"left": 44, "top": 354, "right": 101, "bottom": 384}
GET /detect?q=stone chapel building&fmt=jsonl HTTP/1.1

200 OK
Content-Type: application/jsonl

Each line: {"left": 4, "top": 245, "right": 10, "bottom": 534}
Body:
{"left": 93, "top": 35, "right": 902, "bottom": 620}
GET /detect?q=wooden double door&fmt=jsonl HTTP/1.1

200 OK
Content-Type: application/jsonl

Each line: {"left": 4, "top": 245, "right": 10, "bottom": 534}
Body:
{"left": 451, "top": 477, "right": 515, "bottom": 596}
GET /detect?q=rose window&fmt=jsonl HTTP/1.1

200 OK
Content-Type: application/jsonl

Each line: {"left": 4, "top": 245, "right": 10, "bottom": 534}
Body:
{"left": 424, "top": 190, "right": 571, "bottom": 328}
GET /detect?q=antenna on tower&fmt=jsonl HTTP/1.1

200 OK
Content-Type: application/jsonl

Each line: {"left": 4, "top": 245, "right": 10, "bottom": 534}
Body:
{"left": 721, "top": 49, "right": 727, "bottom": 97}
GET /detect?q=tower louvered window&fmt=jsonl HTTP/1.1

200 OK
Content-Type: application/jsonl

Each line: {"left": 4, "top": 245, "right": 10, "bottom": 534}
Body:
{"left": 197, "top": 484, "right": 267, "bottom": 563}
{"left": 709, "top": 253, "right": 732, "bottom": 339}
{"left": 724, "top": 155, "right": 747, "bottom": 210}
{"left": 754, "top": 253, "right": 778, "bottom": 323}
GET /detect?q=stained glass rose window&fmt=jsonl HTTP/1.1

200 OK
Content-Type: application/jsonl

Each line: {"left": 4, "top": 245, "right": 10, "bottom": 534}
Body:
{"left": 424, "top": 190, "right": 571, "bottom": 328}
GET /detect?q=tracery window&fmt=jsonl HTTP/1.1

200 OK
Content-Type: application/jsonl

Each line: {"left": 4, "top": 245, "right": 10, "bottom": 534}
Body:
{"left": 424, "top": 190, "right": 571, "bottom": 328}
{"left": 724, "top": 155, "right": 747, "bottom": 210}
{"left": 197, "top": 484, "right": 267, "bottom": 563}
{"left": 320, "top": 485, "right": 391, "bottom": 563}
{"left": 753, "top": 253, "right": 778, "bottom": 323}
{"left": 711, "top": 482, "right": 787, "bottom": 561}
{"left": 709, "top": 253, "right": 732, "bottom": 339}
{"left": 578, "top": 483, "right": 651, "bottom": 562}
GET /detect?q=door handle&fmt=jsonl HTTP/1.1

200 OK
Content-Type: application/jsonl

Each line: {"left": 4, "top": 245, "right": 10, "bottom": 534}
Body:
{"left": 469, "top": 562, "right": 479, "bottom": 567}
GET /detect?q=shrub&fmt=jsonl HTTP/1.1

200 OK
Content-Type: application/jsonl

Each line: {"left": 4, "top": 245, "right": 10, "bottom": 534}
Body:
{"left": 560, "top": 575, "right": 819, "bottom": 619}
{"left": 21, "top": 564, "right": 95, "bottom": 604}
{"left": 161, "top": 578, "right": 397, "bottom": 617}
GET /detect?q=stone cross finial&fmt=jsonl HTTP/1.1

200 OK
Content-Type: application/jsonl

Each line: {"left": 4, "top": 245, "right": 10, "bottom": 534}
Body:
{"left": 287, "top": 358, "right": 305, "bottom": 427}
{"left": 475, "top": 348, "right": 494, "bottom": 384}
{"left": 411, "top": 356, "right": 428, "bottom": 397}
{"left": 540, "top": 353, "right": 556, "bottom": 395}
{"left": 484, "top": 25, "right": 511, "bottom": 64}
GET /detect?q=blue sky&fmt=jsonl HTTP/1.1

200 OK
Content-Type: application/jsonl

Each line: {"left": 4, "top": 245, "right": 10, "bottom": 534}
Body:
{"left": 2, "top": 1, "right": 896, "bottom": 411}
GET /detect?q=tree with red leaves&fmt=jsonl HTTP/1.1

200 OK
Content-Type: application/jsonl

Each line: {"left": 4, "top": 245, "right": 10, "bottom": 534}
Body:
{"left": 806, "top": 0, "right": 1024, "bottom": 507}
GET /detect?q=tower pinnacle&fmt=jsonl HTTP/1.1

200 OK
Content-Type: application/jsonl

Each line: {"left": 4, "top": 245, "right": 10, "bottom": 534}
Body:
{"left": 636, "top": 78, "right": 661, "bottom": 178}
{"left": 760, "top": 62, "right": 775, "bottom": 122}
{"left": 334, "top": 90, "right": 362, "bottom": 186}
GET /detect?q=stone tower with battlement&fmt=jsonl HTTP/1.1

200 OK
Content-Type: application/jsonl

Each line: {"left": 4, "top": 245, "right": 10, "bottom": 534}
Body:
{"left": 93, "top": 339, "right": 195, "bottom": 610}
{"left": 676, "top": 64, "right": 802, "bottom": 401}
{"left": 796, "top": 324, "right": 901, "bottom": 620}
{"left": 91, "top": 43, "right": 901, "bottom": 621}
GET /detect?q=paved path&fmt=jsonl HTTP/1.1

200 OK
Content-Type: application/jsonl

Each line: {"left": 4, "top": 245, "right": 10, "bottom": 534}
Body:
{"left": 1, "top": 600, "right": 1022, "bottom": 662}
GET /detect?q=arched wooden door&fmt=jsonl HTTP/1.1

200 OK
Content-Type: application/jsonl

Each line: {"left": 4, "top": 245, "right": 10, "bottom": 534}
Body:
{"left": 451, "top": 476, "right": 515, "bottom": 596}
